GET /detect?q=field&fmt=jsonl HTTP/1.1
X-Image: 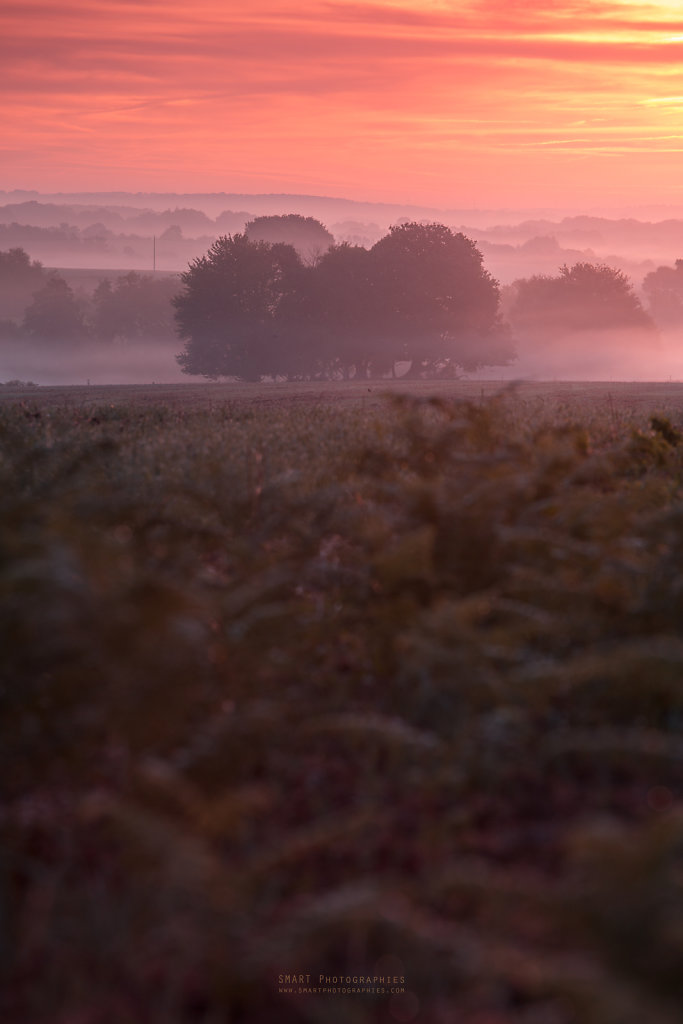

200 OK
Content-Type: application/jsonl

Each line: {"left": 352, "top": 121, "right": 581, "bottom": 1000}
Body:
{"left": 4, "top": 376, "right": 683, "bottom": 413}
{"left": 3, "top": 379, "right": 683, "bottom": 1024}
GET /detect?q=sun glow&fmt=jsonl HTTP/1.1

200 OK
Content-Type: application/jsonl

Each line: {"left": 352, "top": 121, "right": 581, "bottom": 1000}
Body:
{"left": 2, "top": 0, "right": 683, "bottom": 207}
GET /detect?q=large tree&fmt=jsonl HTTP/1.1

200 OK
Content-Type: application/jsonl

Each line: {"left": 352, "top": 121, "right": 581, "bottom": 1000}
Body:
{"left": 174, "top": 234, "right": 304, "bottom": 381}
{"left": 283, "top": 243, "right": 389, "bottom": 379}
{"left": 174, "top": 224, "right": 514, "bottom": 381}
{"left": 368, "top": 222, "right": 511, "bottom": 377}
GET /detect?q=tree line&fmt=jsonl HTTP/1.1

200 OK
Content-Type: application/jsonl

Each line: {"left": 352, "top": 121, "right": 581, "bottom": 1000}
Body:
{"left": 0, "top": 219, "right": 668, "bottom": 381}
{"left": 174, "top": 222, "right": 513, "bottom": 380}
{"left": 506, "top": 261, "right": 657, "bottom": 341}
{"left": 0, "top": 248, "right": 178, "bottom": 348}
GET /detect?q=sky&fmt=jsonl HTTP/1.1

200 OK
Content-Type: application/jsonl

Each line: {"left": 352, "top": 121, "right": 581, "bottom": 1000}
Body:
{"left": 3, "top": 0, "right": 683, "bottom": 210}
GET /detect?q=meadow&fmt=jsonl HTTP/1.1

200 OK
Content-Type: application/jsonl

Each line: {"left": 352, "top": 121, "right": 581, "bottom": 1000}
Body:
{"left": 3, "top": 378, "right": 683, "bottom": 1024}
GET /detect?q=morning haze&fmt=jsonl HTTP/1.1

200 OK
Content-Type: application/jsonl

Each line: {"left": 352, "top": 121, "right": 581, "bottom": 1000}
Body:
{"left": 2, "top": 189, "right": 683, "bottom": 384}
{"left": 6, "top": 3, "right": 683, "bottom": 1022}
{"left": 4, "top": 1, "right": 683, "bottom": 383}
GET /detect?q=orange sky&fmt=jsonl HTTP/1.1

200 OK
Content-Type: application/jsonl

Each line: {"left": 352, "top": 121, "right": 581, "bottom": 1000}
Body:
{"left": 2, "top": 0, "right": 683, "bottom": 209}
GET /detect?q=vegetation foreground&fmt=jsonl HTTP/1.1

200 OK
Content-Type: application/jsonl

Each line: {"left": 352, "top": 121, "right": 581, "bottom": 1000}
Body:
{"left": 3, "top": 382, "right": 683, "bottom": 1023}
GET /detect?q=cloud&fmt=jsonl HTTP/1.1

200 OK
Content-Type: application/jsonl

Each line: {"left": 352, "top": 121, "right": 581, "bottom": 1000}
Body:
{"left": 2, "top": 1, "right": 683, "bottom": 205}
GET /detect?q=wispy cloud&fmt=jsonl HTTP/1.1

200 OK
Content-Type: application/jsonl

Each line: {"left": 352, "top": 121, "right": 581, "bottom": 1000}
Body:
{"left": 2, "top": 0, "right": 683, "bottom": 205}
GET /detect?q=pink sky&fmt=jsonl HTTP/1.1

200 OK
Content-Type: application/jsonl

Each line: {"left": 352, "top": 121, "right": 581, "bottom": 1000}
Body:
{"left": 3, "top": 0, "right": 683, "bottom": 208}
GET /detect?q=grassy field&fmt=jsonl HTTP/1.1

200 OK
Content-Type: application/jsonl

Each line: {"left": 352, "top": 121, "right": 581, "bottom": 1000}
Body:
{"left": 4, "top": 376, "right": 683, "bottom": 413}
{"left": 3, "top": 379, "right": 683, "bottom": 1023}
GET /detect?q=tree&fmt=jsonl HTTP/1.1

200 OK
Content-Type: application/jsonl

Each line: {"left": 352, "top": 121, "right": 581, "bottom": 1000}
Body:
{"left": 174, "top": 224, "right": 514, "bottom": 381}
{"left": 282, "top": 243, "right": 385, "bottom": 379}
{"left": 368, "top": 222, "right": 511, "bottom": 377}
{"left": 244, "top": 215, "right": 334, "bottom": 264}
{"left": 0, "top": 247, "right": 46, "bottom": 322}
{"left": 174, "top": 234, "right": 304, "bottom": 380}
{"left": 0, "top": 318, "right": 23, "bottom": 344}
{"left": 92, "top": 272, "right": 178, "bottom": 345}
{"left": 22, "top": 275, "right": 88, "bottom": 345}
{"left": 510, "top": 262, "right": 656, "bottom": 340}
{"left": 642, "top": 260, "right": 683, "bottom": 327}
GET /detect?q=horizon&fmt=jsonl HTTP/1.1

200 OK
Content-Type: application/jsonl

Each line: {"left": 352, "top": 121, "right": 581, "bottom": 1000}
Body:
{"left": 6, "top": 187, "right": 683, "bottom": 226}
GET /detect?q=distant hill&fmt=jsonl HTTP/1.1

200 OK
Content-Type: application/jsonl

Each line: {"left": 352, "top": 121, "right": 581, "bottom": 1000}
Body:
{"left": 0, "top": 190, "right": 578, "bottom": 228}
{"left": 4, "top": 189, "right": 683, "bottom": 226}
{"left": 0, "top": 190, "right": 680, "bottom": 283}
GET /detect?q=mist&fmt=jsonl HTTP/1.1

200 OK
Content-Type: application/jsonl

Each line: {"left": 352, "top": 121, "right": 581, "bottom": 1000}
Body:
{"left": 468, "top": 329, "right": 683, "bottom": 383}
{"left": 3, "top": 190, "right": 683, "bottom": 385}
{"left": 7, "top": 337, "right": 683, "bottom": 389}
{"left": 0, "top": 340, "right": 189, "bottom": 386}
{"left": 2, "top": 189, "right": 682, "bottom": 279}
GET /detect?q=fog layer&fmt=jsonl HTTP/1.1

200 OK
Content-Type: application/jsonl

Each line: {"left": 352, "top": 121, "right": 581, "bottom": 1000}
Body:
{"left": 2, "top": 192, "right": 683, "bottom": 384}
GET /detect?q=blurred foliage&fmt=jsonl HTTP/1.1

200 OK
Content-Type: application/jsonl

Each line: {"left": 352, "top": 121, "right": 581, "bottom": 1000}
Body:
{"left": 2, "top": 388, "right": 683, "bottom": 1022}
